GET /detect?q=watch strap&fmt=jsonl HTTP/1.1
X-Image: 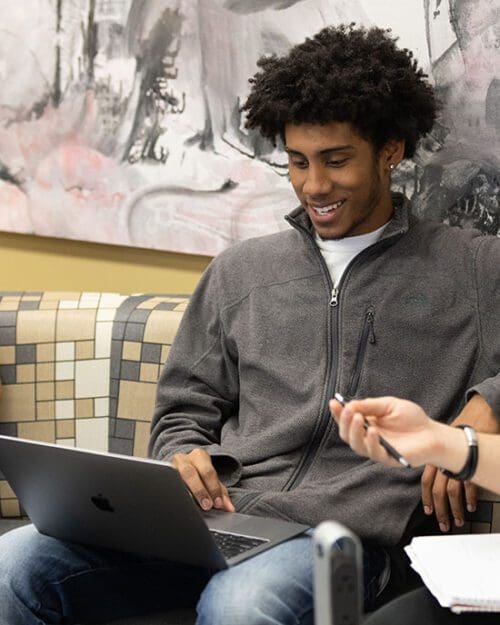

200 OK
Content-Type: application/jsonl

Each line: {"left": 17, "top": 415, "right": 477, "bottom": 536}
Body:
{"left": 440, "top": 425, "right": 478, "bottom": 482}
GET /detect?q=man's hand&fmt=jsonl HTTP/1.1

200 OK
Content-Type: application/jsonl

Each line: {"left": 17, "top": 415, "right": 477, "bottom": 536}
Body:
{"left": 421, "top": 394, "right": 499, "bottom": 532}
{"left": 171, "top": 448, "right": 235, "bottom": 512}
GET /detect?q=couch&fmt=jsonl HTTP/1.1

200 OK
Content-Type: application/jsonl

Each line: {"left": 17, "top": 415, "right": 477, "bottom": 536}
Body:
{"left": 0, "top": 291, "right": 195, "bottom": 624}
{"left": 1, "top": 290, "right": 500, "bottom": 624}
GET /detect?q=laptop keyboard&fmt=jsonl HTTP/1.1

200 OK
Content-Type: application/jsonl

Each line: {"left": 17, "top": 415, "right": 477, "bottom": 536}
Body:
{"left": 210, "top": 529, "right": 268, "bottom": 559}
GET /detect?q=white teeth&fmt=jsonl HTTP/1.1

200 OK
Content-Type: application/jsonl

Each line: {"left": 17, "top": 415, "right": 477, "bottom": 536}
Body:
{"left": 312, "top": 200, "right": 344, "bottom": 215}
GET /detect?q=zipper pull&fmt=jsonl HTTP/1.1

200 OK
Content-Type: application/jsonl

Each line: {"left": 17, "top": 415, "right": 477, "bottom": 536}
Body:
{"left": 329, "top": 287, "right": 339, "bottom": 307}
{"left": 367, "top": 310, "right": 376, "bottom": 343}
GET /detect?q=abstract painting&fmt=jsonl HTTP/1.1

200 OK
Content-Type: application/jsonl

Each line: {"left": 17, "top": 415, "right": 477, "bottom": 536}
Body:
{"left": 0, "top": 0, "right": 498, "bottom": 256}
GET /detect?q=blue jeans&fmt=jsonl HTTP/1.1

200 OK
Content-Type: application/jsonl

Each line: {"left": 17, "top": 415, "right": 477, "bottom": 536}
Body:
{"left": 0, "top": 525, "right": 388, "bottom": 625}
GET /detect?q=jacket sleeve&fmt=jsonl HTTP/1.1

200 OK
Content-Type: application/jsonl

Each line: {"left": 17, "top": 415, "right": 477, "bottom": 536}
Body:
{"left": 466, "top": 235, "right": 500, "bottom": 419}
{"left": 148, "top": 259, "right": 242, "bottom": 485}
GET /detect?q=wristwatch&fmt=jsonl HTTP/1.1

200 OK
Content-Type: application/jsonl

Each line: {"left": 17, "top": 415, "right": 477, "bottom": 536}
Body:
{"left": 440, "top": 425, "right": 478, "bottom": 482}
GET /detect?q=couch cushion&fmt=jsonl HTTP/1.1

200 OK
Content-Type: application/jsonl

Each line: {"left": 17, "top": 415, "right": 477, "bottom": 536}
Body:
{"left": 107, "top": 294, "right": 188, "bottom": 458}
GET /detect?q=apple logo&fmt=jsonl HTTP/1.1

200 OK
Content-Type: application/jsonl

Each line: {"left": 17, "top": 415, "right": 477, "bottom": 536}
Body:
{"left": 91, "top": 494, "right": 115, "bottom": 513}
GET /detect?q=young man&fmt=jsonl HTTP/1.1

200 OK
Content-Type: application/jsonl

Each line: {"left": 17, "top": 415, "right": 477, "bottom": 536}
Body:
{"left": 1, "top": 24, "right": 499, "bottom": 625}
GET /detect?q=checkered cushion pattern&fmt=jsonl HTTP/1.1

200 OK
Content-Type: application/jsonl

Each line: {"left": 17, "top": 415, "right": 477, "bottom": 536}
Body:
{"left": 0, "top": 291, "right": 188, "bottom": 518}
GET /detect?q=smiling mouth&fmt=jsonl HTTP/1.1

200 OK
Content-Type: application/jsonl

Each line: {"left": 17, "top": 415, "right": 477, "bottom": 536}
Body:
{"left": 311, "top": 199, "right": 346, "bottom": 215}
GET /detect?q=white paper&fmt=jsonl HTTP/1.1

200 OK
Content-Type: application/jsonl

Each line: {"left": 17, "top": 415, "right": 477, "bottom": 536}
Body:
{"left": 404, "top": 534, "right": 500, "bottom": 613}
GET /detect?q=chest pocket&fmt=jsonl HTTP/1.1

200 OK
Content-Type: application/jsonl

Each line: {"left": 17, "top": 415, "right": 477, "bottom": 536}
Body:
{"left": 346, "top": 307, "right": 375, "bottom": 398}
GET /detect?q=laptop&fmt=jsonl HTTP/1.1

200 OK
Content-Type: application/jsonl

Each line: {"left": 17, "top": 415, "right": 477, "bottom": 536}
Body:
{"left": 0, "top": 435, "right": 308, "bottom": 570}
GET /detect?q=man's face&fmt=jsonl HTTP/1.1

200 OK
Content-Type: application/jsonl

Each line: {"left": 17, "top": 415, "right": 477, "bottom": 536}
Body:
{"left": 285, "top": 121, "right": 395, "bottom": 239}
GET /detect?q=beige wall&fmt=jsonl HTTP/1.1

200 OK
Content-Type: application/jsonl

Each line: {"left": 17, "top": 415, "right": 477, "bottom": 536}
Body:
{"left": 0, "top": 232, "right": 211, "bottom": 294}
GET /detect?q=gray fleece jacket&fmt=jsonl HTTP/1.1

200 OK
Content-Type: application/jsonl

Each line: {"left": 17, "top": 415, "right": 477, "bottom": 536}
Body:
{"left": 149, "top": 194, "right": 500, "bottom": 546}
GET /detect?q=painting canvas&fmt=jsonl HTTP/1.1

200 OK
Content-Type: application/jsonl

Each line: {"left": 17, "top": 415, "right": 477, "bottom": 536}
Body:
{"left": 0, "top": 0, "right": 499, "bottom": 256}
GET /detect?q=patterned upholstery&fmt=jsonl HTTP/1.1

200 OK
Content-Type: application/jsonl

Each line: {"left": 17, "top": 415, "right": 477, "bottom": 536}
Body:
{"left": 0, "top": 291, "right": 189, "bottom": 518}
{"left": 455, "top": 488, "right": 500, "bottom": 534}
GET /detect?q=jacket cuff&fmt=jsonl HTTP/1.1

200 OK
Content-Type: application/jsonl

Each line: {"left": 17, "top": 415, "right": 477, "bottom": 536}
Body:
{"left": 209, "top": 449, "right": 242, "bottom": 486}
{"left": 466, "top": 376, "right": 500, "bottom": 420}
{"left": 161, "top": 445, "right": 242, "bottom": 486}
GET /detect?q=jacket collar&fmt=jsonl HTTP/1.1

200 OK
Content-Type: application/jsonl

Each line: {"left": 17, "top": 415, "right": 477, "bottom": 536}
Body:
{"left": 286, "top": 192, "right": 413, "bottom": 242}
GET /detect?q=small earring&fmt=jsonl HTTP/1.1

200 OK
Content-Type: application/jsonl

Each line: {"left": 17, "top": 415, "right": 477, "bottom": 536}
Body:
{"left": 389, "top": 163, "right": 395, "bottom": 171}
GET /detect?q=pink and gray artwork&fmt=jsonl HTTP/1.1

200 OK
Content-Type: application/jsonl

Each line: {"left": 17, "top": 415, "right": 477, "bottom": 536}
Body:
{"left": 0, "top": 0, "right": 498, "bottom": 256}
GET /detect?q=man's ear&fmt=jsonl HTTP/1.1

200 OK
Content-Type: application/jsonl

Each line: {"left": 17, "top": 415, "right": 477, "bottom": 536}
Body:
{"left": 381, "top": 139, "right": 405, "bottom": 171}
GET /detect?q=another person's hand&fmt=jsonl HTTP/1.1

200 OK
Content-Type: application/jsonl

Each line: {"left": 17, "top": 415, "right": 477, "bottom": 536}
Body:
{"left": 421, "top": 393, "right": 498, "bottom": 533}
{"left": 171, "top": 448, "right": 235, "bottom": 512}
{"left": 330, "top": 396, "right": 438, "bottom": 468}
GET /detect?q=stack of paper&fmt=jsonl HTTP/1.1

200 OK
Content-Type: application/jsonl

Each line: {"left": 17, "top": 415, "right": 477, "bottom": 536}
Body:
{"left": 405, "top": 533, "right": 500, "bottom": 613}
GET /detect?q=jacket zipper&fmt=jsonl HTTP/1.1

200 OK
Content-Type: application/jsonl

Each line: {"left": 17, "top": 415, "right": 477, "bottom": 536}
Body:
{"left": 280, "top": 225, "right": 337, "bottom": 491}
{"left": 346, "top": 308, "right": 376, "bottom": 399}
{"left": 330, "top": 287, "right": 339, "bottom": 306}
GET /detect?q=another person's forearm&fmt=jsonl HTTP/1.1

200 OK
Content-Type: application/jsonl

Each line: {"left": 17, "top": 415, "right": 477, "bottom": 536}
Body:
{"left": 333, "top": 396, "right": 500, "bottom": 495}
{"left": 426, "top": 423, "right": 500, "bottom": 494}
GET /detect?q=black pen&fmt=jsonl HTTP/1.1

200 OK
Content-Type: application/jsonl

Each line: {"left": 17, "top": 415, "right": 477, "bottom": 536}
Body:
{"left": 334, "top": 392, "right": 411, "bottom": 468}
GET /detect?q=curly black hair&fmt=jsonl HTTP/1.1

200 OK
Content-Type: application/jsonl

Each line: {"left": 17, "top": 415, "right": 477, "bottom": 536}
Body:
{"left": 242, "top": 24, "right": 437, "bottom": 158}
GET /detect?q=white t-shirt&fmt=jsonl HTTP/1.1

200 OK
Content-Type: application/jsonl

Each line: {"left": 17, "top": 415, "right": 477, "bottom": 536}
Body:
{"left": 315, "top": 222, "right": 389, "bottom": 287}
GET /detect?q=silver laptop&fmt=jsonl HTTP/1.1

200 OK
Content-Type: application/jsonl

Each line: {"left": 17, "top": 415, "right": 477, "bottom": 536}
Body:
{"left": 0, "top": 435, "right": 307, "bottom": 570}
